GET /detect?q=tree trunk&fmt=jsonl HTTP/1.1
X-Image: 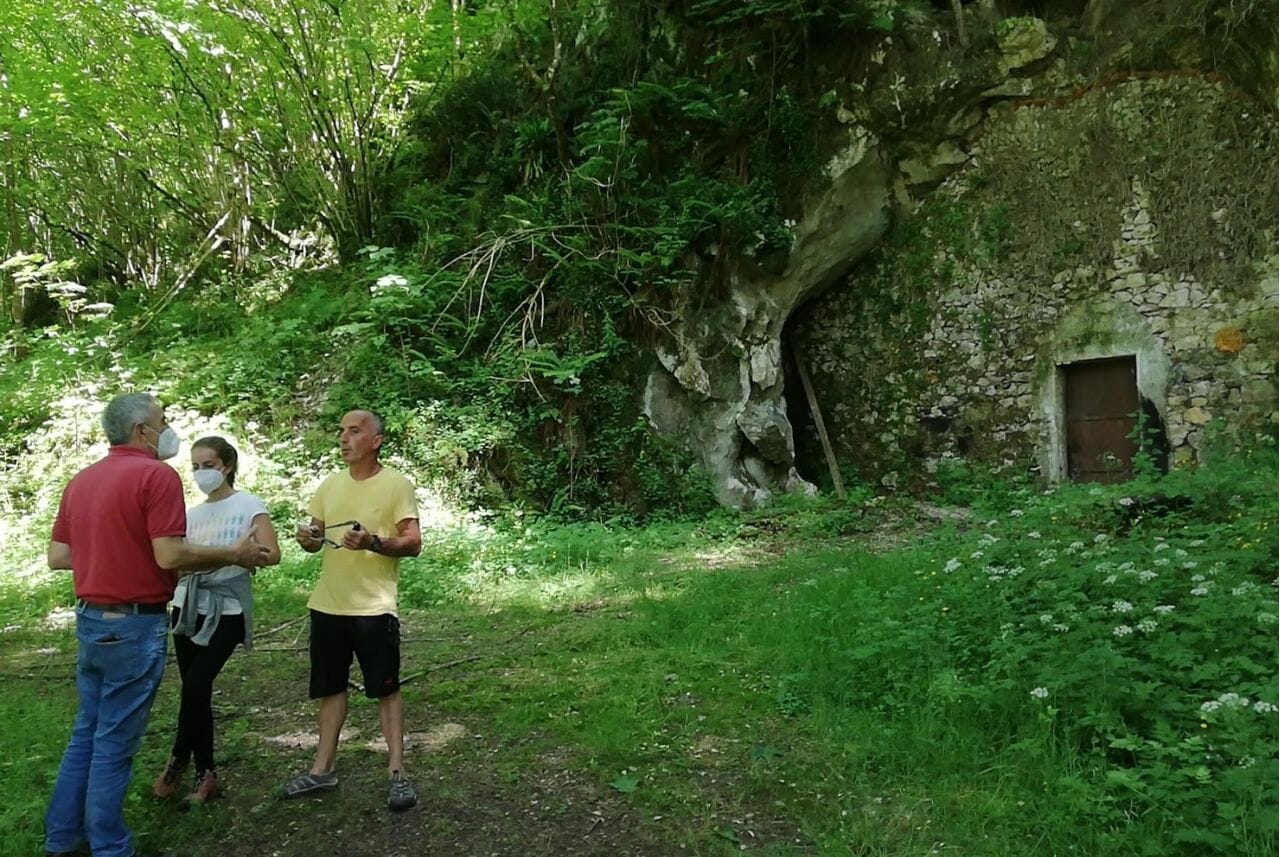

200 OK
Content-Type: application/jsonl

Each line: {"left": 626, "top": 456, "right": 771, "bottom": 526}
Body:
{"left": 3, "top": 130, "right": 33, "bottom": 328}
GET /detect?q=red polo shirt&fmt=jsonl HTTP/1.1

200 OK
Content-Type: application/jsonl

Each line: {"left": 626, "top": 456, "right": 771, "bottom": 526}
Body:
{"left": 51, "top": 445, "right": 187, "bottom": 604}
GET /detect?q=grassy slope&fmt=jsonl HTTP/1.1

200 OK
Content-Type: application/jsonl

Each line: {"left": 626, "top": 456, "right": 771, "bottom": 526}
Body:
{"left": 0, "top": 453, "right": 1275, "bottom": 856}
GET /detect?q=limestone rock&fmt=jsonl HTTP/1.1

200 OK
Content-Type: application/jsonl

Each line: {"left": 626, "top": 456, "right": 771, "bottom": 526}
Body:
{"left": 1183, "top": 406, "right": 1212, "bottom": 425}
{"left": 737, "top": 401, "right": 795, "bottom": 465}
{"left": 996, "top": 17, "right": 1057, "bottom": 75}
{"left": 900, "top": 141, "right": 970, "bottom": 187}
{"left": 643, "top": 137, "right": 891, "bottom": 508}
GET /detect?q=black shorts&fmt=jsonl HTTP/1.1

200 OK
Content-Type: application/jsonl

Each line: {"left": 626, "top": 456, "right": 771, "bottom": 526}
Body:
{"left": 308, "top": 610, "right": 401, "bottom": 699}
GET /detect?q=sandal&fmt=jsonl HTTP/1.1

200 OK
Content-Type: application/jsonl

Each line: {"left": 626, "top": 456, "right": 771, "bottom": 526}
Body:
{"left": 278, "top": 769, "right": 338, "bottom": 799}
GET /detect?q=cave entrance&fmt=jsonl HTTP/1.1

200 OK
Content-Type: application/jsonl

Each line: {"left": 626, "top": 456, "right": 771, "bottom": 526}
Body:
{"left": 781, "top": 319, "right": 844, "bottom": 494}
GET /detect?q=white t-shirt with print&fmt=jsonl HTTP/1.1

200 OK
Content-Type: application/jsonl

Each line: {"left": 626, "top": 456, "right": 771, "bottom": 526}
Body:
{"left": 170, "top": 490, "right": 269, "bottom": 615}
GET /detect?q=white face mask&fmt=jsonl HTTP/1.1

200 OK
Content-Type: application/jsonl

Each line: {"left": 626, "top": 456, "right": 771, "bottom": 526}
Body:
{"left": 146, "top": 425, "right": 181, "bottom": 460}
{"left": 193, "top": 468, "right": 226, "bottom": 495}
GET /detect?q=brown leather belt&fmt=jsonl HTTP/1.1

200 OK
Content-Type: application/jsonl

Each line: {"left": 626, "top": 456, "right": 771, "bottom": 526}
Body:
{"left": 76, "top": 599, "right": 168, "bottom": 615}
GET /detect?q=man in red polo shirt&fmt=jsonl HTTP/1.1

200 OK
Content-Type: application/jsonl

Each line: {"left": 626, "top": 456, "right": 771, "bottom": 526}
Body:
{"left": 44, "top": 393, "right": 268, "bottom": 857}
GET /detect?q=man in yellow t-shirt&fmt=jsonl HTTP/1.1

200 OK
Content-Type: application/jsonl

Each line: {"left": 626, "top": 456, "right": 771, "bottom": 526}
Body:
{"left": 279, "top": 410, "right": 422, "bottom": 812}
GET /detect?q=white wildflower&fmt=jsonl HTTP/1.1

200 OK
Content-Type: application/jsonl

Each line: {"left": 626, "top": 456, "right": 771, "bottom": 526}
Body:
{"left": 1009, "top": 509, "right": 1024, "bottom": 518}
{"left": 1027, "top": 530, "right": 1042, "bottom": 539}
{"left": 1190, "top": 574, "right": 1205, "bottom": 582}
{"left": 1053, "top": 623, "right": 1070, "bottom": 632}
{"left": 1137, "top": 619, "right": 1158, "bottom": 633}
{"left": 1200, "top": 700, "right": 1222, "bottom": 713}
{"left": 1094, "top": 534, "right": 1108, "bottom": 544}
{"left": 1252, "top": 701, "right": 1278, "bottom": 714}
{"left": 1117, "top": 496, "right": 1134, "bottom": 507}
{"left": 1153, "top": 558, "right": 1170, "bottom": 567}
{"left": 1112, "top": 625, "right": 1133, "bottom": 637}
{"left": 1039, "top": 614, "right": 1054, "bottom": 624}
{"left": 1112, "top": 600, "right": 1134, "bottom": 614}
{"left": 1190, "top": 586, "right": 1209, "bottom": 596}
{"left": 943, "top": 558, "right": 961, "bottom": 573}
{"left": 1174, "top": 548, "right": 1188, "bottom": 558}
{"left": 1137, "top": 571, "right": 1158, "bottom": 582}
{"left": 1217, "top": 693, "right": 1250, "bottom": 709}
{"left": 1154, "top": 543, "right": 1170, "bottom": 552}
{"left": 970, "top": 550, "right": 985, "bottom": 560}
{"left": 979, "top": 533, "right": 1000, "bottom": 547}
{"left": 1103, "top": 574, "right": 1118, "bottom": 585}
{"left": 1231, "top": 582, "right": 1257, "bottom": 596}
{"left": 1029, "top": 687, "right": 1049, "bottom": 699}
{"left": 1182, "top": 561, "right": 1198, "bottom": 569}
{"left": 1153, "top": 605, "right": 1175, "bottom": 614}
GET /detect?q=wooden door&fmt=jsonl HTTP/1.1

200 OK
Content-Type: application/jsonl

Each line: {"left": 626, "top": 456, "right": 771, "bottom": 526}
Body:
{"left": 1064, "top": 356, "right": 1139, "bottom": 483}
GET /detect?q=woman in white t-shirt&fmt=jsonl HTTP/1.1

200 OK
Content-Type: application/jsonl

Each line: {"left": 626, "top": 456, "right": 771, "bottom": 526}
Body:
{"left": 151, "top": 436, "right": 280, "bottom": 804}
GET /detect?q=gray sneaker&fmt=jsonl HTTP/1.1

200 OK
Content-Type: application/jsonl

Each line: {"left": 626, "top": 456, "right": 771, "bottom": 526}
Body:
{"left": 279, "top": 770, "right": 338, "bottom": 800}
{"left": 388, "top": 772, "right": 417, "bottom": 811}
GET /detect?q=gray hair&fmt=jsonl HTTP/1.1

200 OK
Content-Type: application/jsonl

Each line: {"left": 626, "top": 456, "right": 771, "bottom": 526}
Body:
{"left": 102, "top": 393, "right": 157, "bottom": 445}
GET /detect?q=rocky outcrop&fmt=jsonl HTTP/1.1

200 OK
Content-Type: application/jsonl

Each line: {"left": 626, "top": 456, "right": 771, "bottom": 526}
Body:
{"left": 645, "top": 7, "right": 1276, "bottom": 506}
{"left": 644, "top": 130, "right": 893, "bottom": 507}
{"left": 641, "top": 11, "right": 1054, "bottom": 507}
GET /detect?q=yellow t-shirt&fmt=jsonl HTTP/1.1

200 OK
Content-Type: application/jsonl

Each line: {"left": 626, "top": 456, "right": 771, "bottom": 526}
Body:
{"left": 306, "top": 467, "right": 418, "bottom": 617}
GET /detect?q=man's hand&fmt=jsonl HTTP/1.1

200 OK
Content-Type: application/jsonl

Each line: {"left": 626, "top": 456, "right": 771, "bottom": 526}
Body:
{"left": 342, "top": 522, "right": 373, "bottom": 551}
{"left": 231, "top": 527, "right": 270, "bottom": 569}
{"left": 296, "top": 520, "right": 324, "bottom": 553}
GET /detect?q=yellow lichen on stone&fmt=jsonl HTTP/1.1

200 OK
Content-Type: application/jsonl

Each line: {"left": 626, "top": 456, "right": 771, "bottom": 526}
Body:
{"left": 1213, "top": 326, "right": 1245, "bottom": 354}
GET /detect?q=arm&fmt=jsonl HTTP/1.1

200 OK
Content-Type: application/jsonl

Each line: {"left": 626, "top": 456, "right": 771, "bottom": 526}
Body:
{"left": 252, "top": 512, "right": 282, "bottom": 566}
{"left": 48, "top": 540, "right": 72, "bottom": 570}
{"left": 152, "top": 528, "right": 268, "bottom": 574}
{"left": 342, "top": 517, "right": 421, "bottom": 557}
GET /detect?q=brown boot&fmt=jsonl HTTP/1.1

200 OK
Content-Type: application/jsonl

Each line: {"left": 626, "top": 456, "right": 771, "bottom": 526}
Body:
{"left": 151, "top": 756, "right": 186, "bottom": 800}
{"left": 184, "top": 769, "right": 222, "bottom": 805}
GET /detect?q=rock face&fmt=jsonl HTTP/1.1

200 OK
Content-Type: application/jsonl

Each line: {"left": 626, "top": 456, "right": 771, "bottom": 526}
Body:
{"left": 644, "top": 132, "right": 892, "bottom": 507}
{"left": 793, "top": 74, "right": 1278, "bottom": 486}
{"left": 645, "top": 11, "right": 1275, "bottom": 505}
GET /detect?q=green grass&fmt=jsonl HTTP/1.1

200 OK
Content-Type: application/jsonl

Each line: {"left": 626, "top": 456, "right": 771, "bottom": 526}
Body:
{"left": 0, "top": 450, "right": 1275, "bottom": 855}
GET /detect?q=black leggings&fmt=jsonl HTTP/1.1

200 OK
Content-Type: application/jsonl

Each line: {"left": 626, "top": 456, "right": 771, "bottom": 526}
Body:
{"left": 170, "top": 610, "right": 243, "bottom": 773}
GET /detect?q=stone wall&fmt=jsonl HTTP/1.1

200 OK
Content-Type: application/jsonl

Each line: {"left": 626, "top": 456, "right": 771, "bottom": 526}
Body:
{"left": 792, "top": 75, "right": 1278, "bottom": 488}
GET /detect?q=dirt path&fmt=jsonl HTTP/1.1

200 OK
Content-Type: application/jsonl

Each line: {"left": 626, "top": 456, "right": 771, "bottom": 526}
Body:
{"left": 135, "top": 612, "right": 675, "bottom": 857}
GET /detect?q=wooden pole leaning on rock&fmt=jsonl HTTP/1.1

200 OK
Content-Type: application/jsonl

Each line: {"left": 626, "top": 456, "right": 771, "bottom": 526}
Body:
{"left": 791, "top": 344, "right": 846, "bottom": 500}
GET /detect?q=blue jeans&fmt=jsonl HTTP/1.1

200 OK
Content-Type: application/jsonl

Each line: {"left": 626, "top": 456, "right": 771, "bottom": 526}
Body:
{"left": 45, "top": 606, "right": 168, "bottom": 857}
